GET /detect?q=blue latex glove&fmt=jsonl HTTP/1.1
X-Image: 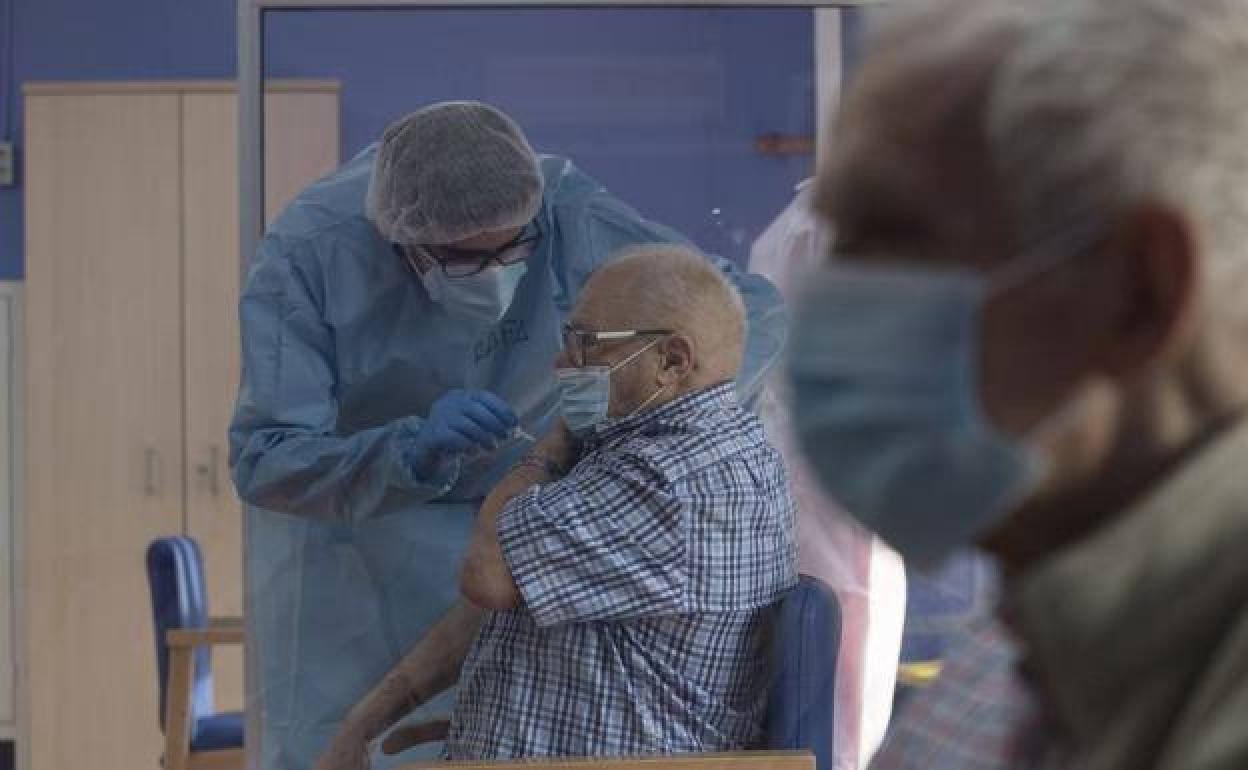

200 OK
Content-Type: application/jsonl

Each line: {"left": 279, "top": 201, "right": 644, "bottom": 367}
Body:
{"left": 401, "top": 390, "right": 518, "bottom": 482}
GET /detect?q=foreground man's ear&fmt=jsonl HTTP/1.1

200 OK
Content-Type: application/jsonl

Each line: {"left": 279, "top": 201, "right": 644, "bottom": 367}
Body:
{"left": 1097, "top": 203, "right": 1200, "bottom": 382}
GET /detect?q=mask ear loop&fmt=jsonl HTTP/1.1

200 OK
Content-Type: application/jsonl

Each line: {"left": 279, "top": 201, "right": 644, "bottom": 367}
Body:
{"left": 626, "top": 382, "right": 669, "bottom": 420}
{"left": 615, "top": 336, "right": 671, "bottom": 419}
{"left": 987, "top": 224, "right": 1108, "bottom": 294}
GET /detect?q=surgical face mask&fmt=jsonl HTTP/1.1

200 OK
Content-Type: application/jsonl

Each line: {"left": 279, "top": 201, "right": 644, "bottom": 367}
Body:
{"left": 419, "top": 259, "right": 529, "bottom": 325}
{"left": 787, "top": 252, "right": 1078, "bottom": 567}
{"left": 556, "top": 339, "right": 664, "bottom": 436}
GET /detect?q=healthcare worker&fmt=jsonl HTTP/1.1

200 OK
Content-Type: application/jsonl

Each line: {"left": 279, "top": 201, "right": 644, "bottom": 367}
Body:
{"left": 229, "top": 101, "right": 786, "bottom": 770}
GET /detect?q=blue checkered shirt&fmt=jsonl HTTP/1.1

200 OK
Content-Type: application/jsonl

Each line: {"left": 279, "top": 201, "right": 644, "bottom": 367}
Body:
{"left": 444, "top": 382, "right": 799, "bottom": 760}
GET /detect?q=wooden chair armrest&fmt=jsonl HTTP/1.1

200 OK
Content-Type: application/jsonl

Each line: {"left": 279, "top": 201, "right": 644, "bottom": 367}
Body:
{"left": 162, "top": 621, "right": 247, "bottom": 770}
{"left": 207, "top": 616, "right": 243, "bottom": 632}
{"left": 167, "top": 625, "right": 244, "bottom": 648}
{"left": 401, "top": 751, "right": 814, "bottom": 770}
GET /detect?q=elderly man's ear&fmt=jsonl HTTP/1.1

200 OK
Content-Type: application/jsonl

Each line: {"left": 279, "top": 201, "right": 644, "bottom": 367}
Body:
{"left": 657, "top": 334, "right": 696, "bottom": 385}
{"left": 1096, "top": 204, "right": 1201, "bottom": 381}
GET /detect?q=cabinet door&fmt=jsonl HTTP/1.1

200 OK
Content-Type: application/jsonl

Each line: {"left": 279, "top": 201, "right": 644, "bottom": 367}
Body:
{"left": 181, "top": 89, "right": 338, "bottom": 713}
{"left": 25, "top": 92, "right": 184, "bottom": 770}
{"left": 0, "top": 288, "right": 17, "bottom": 734}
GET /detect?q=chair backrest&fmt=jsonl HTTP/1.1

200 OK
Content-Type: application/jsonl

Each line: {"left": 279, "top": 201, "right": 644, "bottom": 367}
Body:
{"left": 765, "top": 575, "right": 840, "bottom": 770}
{"left": 146, "top": 536, "right": 215, "bottom": 736}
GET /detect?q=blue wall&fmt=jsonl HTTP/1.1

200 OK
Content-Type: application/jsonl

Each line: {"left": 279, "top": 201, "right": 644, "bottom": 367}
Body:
{"left": 0, "top": 1, "right": 818, "bottom": 279}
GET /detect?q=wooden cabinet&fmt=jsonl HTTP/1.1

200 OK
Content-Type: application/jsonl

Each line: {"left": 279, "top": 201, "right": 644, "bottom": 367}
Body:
{"left": 22, "top": 80, "right": 339, "bottom": 770}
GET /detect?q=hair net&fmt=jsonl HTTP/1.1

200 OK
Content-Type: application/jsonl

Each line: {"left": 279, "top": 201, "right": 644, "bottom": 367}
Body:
{"left": 366, "top": 102, "right": 544, "bottom": 245}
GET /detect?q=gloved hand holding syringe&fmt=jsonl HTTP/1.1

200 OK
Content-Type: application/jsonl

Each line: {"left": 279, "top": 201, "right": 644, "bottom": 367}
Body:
{"left": 398, "top": 389, "right": 540, "bottom": 479}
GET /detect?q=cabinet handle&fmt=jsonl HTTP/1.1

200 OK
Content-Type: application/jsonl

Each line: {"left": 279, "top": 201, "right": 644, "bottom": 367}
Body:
{"left": 144, "top": 448, "right": 161, "bottom": 497}
{"left": 196, "top": 445, "right": 222, "bottom": 498}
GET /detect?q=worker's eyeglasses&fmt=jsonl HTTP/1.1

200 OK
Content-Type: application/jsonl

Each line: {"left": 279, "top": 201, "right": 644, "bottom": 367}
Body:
{"left": 398, "top": 221, "right": 542, "bottom": 279}
{"left": 561, "top": 323, "right": 672, "bottom": 368}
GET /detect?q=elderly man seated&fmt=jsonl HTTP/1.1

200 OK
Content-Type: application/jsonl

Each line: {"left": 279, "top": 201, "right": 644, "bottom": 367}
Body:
{"left": 315, "top": 244, "right": 798, "bottom": 767}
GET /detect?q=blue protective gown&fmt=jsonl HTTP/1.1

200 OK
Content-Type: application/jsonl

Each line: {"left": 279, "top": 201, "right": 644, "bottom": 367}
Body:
{"left": 229, "top": 145, "right": 787, "bottom": 770}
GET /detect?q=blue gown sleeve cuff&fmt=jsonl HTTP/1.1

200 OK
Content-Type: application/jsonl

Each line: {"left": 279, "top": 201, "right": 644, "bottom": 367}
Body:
{"left": 390, "top": 416, "right": 461, "bottom": 499}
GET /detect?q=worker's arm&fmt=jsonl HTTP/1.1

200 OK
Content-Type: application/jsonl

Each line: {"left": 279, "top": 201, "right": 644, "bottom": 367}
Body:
{"left": 313, "top": 601, "right": 486, "bottom": 770}
{"left": 459, "top": 424, "right": 579, "bottom": 609}
{"left": 229, "top": 234, "right": 506, "bottom": 520}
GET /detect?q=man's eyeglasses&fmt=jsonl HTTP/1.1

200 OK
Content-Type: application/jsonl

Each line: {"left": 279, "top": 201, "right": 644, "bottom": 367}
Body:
{"left": 398, "top": 221, "right": 542, "bottom": 279}
{"left": 561, "top": 323, "right": 672, "bottom": 368}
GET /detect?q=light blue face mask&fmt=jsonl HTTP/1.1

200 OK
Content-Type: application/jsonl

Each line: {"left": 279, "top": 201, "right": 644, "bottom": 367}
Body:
{"left": 419, "top": 256, "right": 530, "bottom": 325}
{"left": 787, "top": 255, "right": 1074, "bottom": 567}
{"left": 556, "top": 338, "right": 664, "bottom": 436}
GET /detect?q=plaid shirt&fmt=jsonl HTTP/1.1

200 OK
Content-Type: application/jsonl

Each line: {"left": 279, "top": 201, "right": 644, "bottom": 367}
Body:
{"left": 869, "top": 618, "right": 1059, "bottom": 770}
{"left": 444, "top": 382, "right": 799, "bottom": 760}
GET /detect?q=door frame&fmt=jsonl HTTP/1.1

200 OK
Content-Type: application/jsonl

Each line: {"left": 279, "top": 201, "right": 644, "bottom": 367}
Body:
{"left": 0, "top": 282, "right": 24, "bottom": 766}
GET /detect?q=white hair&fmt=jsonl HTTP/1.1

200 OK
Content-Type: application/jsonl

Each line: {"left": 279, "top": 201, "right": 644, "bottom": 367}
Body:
{"left": 606, "top": 243, "right": 746, "bottom": 333}
{"left": 588, "top": 244, "right": 747, "bottom": 374}
{"left": 986, "top": 0, "right": 1248, "bottom": 317}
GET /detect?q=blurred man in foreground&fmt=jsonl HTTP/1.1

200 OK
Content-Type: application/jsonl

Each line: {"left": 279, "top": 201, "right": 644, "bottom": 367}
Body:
{"left": 789, "top": 0, "right": 1248, "bottom": 767}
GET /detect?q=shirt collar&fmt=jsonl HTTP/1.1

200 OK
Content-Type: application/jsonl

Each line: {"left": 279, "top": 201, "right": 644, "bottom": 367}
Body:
{"left": 1011, "top": 417, "right": 1248, "bottom": 754}
{"left": 587, "top": 382, "right": 738, "bottom": 447}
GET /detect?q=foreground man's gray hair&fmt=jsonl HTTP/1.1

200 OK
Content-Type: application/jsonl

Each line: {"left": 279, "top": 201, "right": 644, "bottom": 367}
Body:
{"left": 989, "top": 0, "right": 1248, "bottom": 321}
{"left": 867, "top": 0, "right": 1248, "bottom": 322}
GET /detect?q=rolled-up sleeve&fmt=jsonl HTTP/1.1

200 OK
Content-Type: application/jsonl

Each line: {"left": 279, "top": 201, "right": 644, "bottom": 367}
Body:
{"left": 496, "top": 460, "right": 688, "bottom": 627}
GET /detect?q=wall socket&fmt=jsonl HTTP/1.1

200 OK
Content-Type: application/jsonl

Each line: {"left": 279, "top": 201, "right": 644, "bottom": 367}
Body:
{"left": 0, "top": 142, "right": 13, "bottom": 186}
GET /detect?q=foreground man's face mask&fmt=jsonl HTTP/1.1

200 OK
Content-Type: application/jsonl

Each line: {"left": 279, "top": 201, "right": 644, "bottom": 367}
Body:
{"left": 787, "top": 249, "right": 1084, "bottom": 567}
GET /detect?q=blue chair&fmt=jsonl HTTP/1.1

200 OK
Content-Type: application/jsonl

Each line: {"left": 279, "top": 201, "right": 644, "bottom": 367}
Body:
{"left": 386, "top": 576, "right": 840, "bottom": 770}
{"left": 146, "top": 536, "right": 244, "bottom": 770}
{"left": 765, "top": 574, "right": 840, "bottom": 770}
